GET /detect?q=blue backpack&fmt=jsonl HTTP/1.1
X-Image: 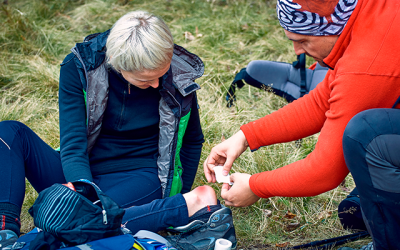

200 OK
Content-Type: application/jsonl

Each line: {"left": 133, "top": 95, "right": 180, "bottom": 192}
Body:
{"left": 10, "top": 181, "right": 177, "bottom": 250}
{"left": 11, "top": 228, "right": 175, "bottom": 250}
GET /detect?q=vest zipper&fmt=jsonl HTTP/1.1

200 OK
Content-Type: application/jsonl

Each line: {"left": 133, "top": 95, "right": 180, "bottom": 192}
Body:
{"left": 166, "top": 91, "right": 180, "bottom": 113}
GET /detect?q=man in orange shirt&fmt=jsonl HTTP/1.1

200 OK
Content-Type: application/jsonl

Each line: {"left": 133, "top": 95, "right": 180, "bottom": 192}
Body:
{"left": 204, "top": 0, "right": 400, "bottom": 249}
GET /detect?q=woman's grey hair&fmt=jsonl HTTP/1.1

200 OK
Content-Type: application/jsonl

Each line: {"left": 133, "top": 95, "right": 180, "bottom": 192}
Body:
{"left": 106, "top": 11, "right": 174, "bottom": 73}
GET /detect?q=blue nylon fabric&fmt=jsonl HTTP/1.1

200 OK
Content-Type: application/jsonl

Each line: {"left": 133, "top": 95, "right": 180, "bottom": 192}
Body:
{"left": 16, "top": 229, "right": 137, "bottom": 250}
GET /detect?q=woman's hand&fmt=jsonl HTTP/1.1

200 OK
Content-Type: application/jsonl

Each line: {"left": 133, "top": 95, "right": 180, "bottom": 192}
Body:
{"left": 203, "top": 130, "right": 249, "bottom": 183}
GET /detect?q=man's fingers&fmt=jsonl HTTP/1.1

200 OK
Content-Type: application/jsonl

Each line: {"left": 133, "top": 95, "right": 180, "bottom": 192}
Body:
{"left": 221, "top": 183, "right": 230, "bottom": 199}
{"left": 210, "top": 166, "right": 216, "bottom": 183}
{"left": 203, "top": 156, "right": 213, "bottom": 182}
{"left": 224, "top": 200, "right": 234, "bottom": 207}
{"left": 222, "top": 156, "right": 235, "bottom": 175}
{"left": 229, "top": 173, "right": 236, "bottom": 183}
{"left": 221, "top": 183, "right": 234, "bottom": 206}
{"left": 204, "top": 166, "right": 216, "bottom": 183}
{"left": 204, "top": 156, "right": 218, "bottom": 183}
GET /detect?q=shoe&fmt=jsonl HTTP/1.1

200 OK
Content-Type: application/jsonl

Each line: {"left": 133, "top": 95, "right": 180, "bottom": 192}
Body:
{"left": 0, "top": 230, "right": 18, "bottom": 250}
{"left": 166, "top": 205, "right": 237, "bottom": 250}
{"left": 339, "top": 242, "right": 374, "bottom": 250}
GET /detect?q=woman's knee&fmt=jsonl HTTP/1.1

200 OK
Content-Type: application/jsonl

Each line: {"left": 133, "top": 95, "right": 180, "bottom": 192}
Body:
{"left": 0, "top": 120, "right": 27, "bottom": 133}
{"left": 0, "top": 121, "right": 29, "bottom": 148}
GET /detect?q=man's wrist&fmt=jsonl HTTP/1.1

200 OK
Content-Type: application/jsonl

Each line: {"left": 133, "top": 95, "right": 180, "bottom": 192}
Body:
{"left": 238, "top": 130, "right": 249, "bottom": 148}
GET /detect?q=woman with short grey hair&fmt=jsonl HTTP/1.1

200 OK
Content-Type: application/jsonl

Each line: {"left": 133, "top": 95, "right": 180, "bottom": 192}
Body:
{"left": 106, "top": 11, "right": 174, "bottom": 73}
{"left": 0, "top": 11, "right": 236, "bottom": 250}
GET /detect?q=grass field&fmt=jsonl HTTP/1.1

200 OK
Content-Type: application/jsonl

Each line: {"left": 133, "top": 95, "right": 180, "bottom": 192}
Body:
{"left": 0, "top": 0, "right": 370, "bottom": 248}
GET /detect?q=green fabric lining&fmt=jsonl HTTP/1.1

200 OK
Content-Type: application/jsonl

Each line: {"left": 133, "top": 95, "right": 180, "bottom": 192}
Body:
{"left": 169, "top": 109, "right": 191, "bottom": 197}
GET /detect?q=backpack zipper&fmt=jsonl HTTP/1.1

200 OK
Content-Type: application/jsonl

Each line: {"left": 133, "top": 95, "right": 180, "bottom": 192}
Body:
{"left": 102, "top": 209, "right": 108, "bottom": 224}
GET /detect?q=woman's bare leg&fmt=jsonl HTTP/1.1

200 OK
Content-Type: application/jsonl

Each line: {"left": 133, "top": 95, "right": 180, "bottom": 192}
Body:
{"left": 183, "top": 186, "right": 218, "bottom": 217}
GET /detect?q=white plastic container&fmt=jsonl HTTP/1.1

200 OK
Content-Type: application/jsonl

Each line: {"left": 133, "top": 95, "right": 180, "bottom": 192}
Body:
{"left": 214, "top": 238, "right": 232, "bottom": 250}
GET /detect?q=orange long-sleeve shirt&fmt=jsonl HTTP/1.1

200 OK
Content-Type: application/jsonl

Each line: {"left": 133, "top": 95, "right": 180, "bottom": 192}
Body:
{"left": 243, "top": 0, "right": 400, "bottom": 198}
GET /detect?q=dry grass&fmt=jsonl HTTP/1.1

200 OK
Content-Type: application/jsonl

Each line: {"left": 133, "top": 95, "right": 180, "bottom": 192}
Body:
{"left": 0, "top": 0, "right": 369, "bottom": 248}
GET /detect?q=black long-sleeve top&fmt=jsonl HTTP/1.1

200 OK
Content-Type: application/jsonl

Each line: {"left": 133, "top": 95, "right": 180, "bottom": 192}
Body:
{"left": 59, "top": 53, "right": 204, "bottom": 184}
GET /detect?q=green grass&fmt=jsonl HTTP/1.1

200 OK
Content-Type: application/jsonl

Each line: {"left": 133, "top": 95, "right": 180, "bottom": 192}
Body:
{"left": 0, "top": 0, "right": 370, "bottom": 248}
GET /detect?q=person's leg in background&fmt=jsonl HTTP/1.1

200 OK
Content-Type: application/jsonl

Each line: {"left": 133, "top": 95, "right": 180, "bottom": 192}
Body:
{"left": 0, "top": 121, "right": 65, "bottom": 249}
{"left": 245, "top": 60, "right": 328, "bottom": 100}
{"left": 343, "top": 109, "right": 400, "bottom": 250}
{"left": 309, "top": 63, "right": 328, "bottom": 90}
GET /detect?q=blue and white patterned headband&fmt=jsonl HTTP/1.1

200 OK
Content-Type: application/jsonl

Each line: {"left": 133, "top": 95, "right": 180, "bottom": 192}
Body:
{"left": 277, "top": 0, "right": 358, "bottom": 36}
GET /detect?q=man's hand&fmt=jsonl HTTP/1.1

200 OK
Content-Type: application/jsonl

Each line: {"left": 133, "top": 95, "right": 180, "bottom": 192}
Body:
{"left": 203, "top": 130, "right": 249, "bottom": 183}
{"left": 221, "top": 173, "right": 260, "bottom": 207}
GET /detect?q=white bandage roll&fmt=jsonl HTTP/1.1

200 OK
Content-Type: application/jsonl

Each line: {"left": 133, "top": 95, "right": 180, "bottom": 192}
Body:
{"left": 214, "top": 238, "right": 232, "bottom": 250}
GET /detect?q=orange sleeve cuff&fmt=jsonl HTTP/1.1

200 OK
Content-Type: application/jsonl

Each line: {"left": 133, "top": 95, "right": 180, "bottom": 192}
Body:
{"left": 240, "top": 123, "right": 262, "bottom": 151}
{"left": 249, "top": 173, "right": 274, "bottom": 198}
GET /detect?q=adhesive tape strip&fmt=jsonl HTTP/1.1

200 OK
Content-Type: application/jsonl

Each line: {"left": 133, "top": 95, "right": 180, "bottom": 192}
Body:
{"left": 214, "top": 238, "right": 232, "bottom": 250}
{"left": 214, "top": 166, "right": 233, "bottom": 185}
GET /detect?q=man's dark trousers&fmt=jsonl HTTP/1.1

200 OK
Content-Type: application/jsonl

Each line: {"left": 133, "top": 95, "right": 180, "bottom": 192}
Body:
{"left": 343, "top": 108, "right": 400, "bottom": 250}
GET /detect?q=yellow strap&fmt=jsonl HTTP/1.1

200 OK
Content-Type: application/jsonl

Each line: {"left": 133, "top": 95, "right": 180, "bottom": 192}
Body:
{"left": 132, "top": 242, "right": 144, "bottom": 250}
